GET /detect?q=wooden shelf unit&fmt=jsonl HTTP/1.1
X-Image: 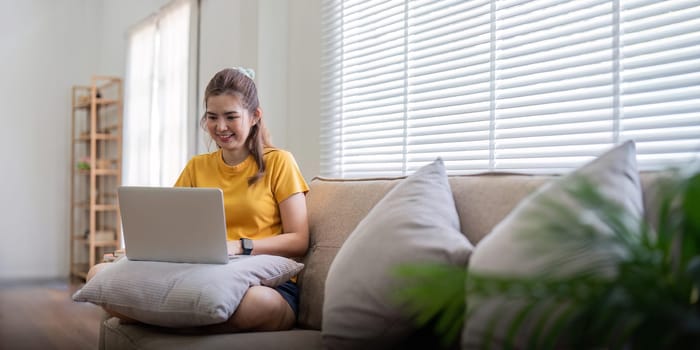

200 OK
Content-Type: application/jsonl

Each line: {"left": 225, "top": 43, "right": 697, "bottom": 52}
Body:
{"left": 70, "top": 76, "right": 123, "bottom": 279}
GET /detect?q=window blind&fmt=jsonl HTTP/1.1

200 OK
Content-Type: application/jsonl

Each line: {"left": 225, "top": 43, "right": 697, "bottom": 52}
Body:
{"left": 620, "top": 0, "right": 700, "bottom": 170}
{"left": 320, "top": 0, "right": 700, "bottom": 177}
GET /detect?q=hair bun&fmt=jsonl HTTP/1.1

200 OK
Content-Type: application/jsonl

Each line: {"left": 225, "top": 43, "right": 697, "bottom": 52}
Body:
{"left": 232, "top": 67, "right": 255, "bottom": 80}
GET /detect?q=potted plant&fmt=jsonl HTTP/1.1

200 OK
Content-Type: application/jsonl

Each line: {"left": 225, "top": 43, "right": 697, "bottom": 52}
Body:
{"left": 77, "top": 156, "right": 91, "bottom": 171}
{"left": 396, "top": 167, "right": 700, "bottom": 349}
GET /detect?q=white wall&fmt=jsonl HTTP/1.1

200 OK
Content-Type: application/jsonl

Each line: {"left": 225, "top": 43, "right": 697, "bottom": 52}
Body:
{"left": 286, "top": 0, "right": 321, "bottom": 179}
{"left": 0, "top": 0, "right": 99, "bottom": 280}
{"left": 258, "top": 0, "right": 289, "bottom": 149}
{"left": 95, "top": 0, "right": 173, "bottom": 77}
{"left": 0, "top": 0, "right": 171, "bottom": 281}
{"left": 0, "top": 0, "right": 322, "bottom": 280}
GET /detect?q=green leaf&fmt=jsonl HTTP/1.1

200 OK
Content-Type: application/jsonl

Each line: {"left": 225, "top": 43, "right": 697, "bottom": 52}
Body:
{"left": 504, "top": 300, "right": 537, "bottom": 349}
{"left": 393, "top": 263, "right": 466, "bottom": 346}
{"left": 538, "top": 302, "right": 578, "bottom": 350}
{"left": 683, "top": 173, "right": 700, "bottom": 231}
{"left": 525, "top": 299, "right": 562, "bottom": 350}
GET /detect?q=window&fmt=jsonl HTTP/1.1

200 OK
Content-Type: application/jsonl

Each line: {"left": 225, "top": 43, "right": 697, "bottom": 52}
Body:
{"left": 320, "top": 0, "right": 700, "bottom": 177}
{"left": 123, "top": 0, "right": 195, "bottom": 186}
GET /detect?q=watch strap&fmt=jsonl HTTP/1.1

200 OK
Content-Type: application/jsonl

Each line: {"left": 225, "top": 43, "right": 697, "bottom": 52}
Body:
{"left": 240, "top": 238, "right": 253, "bottom": 255}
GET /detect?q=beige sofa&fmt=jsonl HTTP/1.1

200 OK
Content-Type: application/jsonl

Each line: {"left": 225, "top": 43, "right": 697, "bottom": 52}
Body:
{"left": 99, "top": 172, "right": 661, "bottom": 349}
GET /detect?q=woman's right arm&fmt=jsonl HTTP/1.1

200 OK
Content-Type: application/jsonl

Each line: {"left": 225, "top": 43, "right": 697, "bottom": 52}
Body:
{"left": 246, "top": 192, "right": 309, "bottom": 257}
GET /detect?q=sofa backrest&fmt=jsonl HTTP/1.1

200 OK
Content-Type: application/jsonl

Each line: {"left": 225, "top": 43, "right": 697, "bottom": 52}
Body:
{"left": 296, "top": 172, "right": 664, "bottom": 330}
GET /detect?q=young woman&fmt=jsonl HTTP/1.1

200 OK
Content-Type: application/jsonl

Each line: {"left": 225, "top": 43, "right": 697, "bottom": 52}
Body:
{"left": 174, "top": 67, "right": 309, "bottom": 331}
{"left": 90, "top": 67, "right": 309, "bottom": 332}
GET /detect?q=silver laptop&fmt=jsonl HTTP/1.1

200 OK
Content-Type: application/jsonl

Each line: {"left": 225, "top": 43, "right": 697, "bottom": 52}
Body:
{"left": 117, "top": 186, "right": 229, "bottom": 264}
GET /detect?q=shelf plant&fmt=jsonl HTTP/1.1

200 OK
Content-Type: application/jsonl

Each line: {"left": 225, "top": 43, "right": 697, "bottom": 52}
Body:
{"left": 77, "top": 156, "right": 91, "bottom": 170}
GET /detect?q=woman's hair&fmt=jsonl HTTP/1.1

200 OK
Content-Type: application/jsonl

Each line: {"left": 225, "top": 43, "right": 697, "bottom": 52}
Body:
{"left": 201, "top": 68, "right": 272, "bottom": 185}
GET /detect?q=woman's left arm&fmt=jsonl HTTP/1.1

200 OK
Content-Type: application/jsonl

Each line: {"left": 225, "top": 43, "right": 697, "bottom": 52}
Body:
{"left": 229, "top": 192, "right": 309, "bottom": 258}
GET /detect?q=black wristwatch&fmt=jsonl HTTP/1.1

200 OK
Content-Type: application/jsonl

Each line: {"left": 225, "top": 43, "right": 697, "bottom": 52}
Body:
{"left": 240, "top": 238, "right": 253, "bottom": 255}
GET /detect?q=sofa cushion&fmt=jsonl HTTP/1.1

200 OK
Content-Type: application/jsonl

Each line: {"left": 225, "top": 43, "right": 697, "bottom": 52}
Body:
{"left": 462, "top": 141, "right": 643, "bottom": 349}
{"left": 322, "top": 158, "right": 474, "bottom": 349}
{"left": 102, "top": 318, "right": 322, "bottom": 350}
{"left": 73, "top": 255, "right": 303, "bottom": 328}
{"left": 298, "top": 177, "right": 401, "bottom": 329}
{"left": 449, "top": 174, "right": 550, "bottom": 244}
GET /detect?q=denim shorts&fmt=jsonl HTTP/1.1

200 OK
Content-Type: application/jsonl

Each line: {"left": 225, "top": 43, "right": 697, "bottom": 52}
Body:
{"left": 274, "top": 281, "right": 299, "bottom": 317}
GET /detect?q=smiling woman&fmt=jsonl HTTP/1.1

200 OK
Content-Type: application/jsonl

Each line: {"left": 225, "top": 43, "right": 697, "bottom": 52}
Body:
{"left": 91, "top": 67, "right": 311, "bottom": 333}
{"left": 176, "top": 67, "right": 310, "bottom": 331}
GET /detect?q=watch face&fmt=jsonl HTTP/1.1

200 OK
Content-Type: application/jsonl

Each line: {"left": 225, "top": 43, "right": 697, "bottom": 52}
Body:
{"left": 243, "top": 239, "right": 253, "bottom": 250}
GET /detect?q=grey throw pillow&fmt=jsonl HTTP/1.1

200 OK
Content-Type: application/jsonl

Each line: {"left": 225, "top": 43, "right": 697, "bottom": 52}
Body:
{"left": 72, "top": 255, "right": 304, "bottom": 327}
{"left": 462, "top": 141, "right": 643, "bottom": 349}
{"left": 322, "top": 158, "right": 474, "bottom": 349}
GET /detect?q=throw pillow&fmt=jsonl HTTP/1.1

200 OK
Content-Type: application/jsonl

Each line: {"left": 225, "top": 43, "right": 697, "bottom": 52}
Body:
{"left": 462, "top": 141, "right": 643, "bottom": 349}
{"left": 72, "top": 255, "right": 304, "bottom": 327}
{"left": 322, "top": 158, "right": 474, "bottom": 349}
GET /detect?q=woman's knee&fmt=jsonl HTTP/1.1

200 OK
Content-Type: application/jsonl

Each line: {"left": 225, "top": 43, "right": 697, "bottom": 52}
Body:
{"left": 86, "top": 262, "right": 112, "bottom": 281}
{"left": 229, "top": 286, "right": 295, "bottom": 331}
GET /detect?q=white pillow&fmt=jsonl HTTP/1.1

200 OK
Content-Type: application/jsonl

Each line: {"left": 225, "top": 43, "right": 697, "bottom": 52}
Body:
{"left": 322, "top": 158, "right": 474, "bottom": 349}
{"left": 462, "top": 141, "right": 643, "bottom": 349}
{"left": 72, "top": 255, "right": 304, "bottom": 327}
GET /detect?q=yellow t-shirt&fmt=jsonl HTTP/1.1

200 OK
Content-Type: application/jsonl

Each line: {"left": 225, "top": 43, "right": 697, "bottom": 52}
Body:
{"left": 174, "top": 148, "right": 309, "bottom": 241}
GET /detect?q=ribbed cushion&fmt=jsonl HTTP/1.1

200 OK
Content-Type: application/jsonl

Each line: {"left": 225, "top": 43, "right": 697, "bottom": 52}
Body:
{"left": 73, "top": 255, "right": 304, "bottom": 327}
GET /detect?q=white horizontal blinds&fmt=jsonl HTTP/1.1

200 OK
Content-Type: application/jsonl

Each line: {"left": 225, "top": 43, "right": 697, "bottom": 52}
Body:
{"left": 619, "top": 0, "right": 700, "bottom": 169}
{"left": 494, "top": 0, "right": 616, "bottom": 173}
{"left": 406, "top": 0, "right": 492, "bottom": 174}
{"left": 320, "top": 0, "right": 700, "bottom": 178}
{"left": 338, "top": 0, "right": 407, "bottom": 177}
{"left": 319, "top": 0, "right": 343, "bottom": 177}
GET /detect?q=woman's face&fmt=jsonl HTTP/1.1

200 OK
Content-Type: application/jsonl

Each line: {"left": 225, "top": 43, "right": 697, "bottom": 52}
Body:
{"left": 205, "top": 94, "right": 257, "bottom": 153}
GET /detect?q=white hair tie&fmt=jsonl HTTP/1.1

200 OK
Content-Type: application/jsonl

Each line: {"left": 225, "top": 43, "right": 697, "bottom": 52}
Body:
{"left": 233, "top": 67, "right": 255, "bottom": 80}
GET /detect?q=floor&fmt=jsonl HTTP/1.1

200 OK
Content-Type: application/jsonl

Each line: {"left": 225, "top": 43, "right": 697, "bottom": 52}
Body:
{"left": 0, "top": 278, "right": 102, "bottom": 350}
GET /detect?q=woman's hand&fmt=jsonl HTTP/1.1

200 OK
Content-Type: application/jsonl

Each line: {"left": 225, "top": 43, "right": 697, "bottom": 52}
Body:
{"left": 226, "top": 239, "right": 243, "bottom": 255}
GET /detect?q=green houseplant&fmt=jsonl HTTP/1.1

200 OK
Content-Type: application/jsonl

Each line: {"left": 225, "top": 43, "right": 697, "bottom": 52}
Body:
{"left": 395, "top": 167, "right": 700, "bottom": 350}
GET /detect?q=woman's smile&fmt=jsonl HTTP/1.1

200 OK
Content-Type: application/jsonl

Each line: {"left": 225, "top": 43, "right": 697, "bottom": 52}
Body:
{"left": 217, "top": 132, "right": 235, "bottom": 143}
